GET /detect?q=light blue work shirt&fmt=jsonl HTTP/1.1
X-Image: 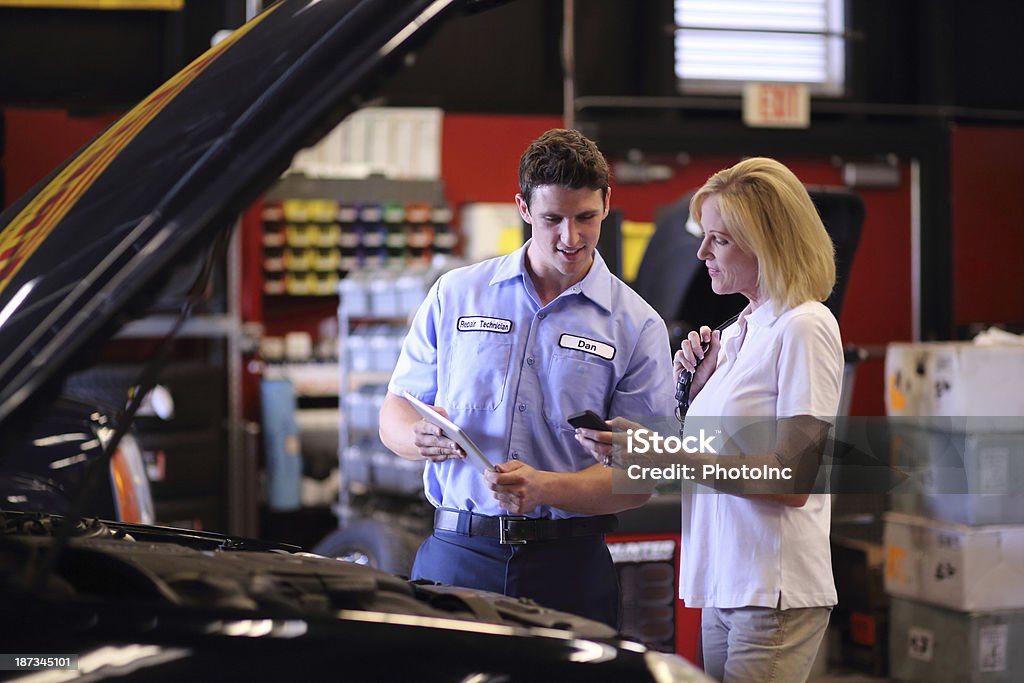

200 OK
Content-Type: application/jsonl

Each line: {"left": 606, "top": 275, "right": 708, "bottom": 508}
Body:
{"left": 388, "top": 242, "right": 677, "bottom": 519}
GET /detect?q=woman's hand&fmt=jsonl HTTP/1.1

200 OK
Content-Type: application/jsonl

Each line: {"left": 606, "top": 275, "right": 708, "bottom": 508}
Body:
{"left": 673, "top": 325, "right": 721, "bottom": 400}
{"left": 574, "top": 416, "right": 645, "bottom": 468}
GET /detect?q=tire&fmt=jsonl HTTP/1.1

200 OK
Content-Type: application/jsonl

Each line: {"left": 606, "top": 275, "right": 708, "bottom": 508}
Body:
{"left": 312, "top": 519, "right": 422, "bottom": 577}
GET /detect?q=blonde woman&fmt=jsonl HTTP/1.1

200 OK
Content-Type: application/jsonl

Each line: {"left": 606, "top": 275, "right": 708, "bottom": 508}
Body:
{"left": 580, "top": 158, "right": 842, "bottom": 682}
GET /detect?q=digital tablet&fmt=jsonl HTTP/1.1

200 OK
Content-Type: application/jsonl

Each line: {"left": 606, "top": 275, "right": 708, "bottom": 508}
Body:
{"left": 402, "top": 391, "right": 494, "bottom": 471}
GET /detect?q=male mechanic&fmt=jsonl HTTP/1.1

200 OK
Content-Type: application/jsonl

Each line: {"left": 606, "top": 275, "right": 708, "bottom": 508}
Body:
{"left": 378, "top": 128, "right": 675, "bottom": 626}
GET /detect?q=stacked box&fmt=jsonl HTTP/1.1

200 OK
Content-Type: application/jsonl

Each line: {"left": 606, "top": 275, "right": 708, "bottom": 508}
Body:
{"left": 885, "top": 342, "right": 1024, "bottom": 425}
{"left": 884, "top": 342, "right": 1024, "bottom": 680}
{"left": 883, "top": 512, "right": 1024, "bottom": 612}
{"left": 884, "top": 342, "right": 1024, "bottom": 526}
{"left": 887, "top": 423, "right": 1024, "bottom": 525}
{"left": 889, "top": 598, "right": 1023, "bottom": 683}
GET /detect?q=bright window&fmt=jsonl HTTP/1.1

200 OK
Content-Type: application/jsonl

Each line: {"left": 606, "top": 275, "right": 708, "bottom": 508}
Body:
{"left": 674, "top": 0, "right": 846, "bottom": 96}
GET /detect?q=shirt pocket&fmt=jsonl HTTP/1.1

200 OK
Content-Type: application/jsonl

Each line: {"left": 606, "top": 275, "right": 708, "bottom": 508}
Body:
{"left": 543, "top": 352, "right": 613, "bottom": 431}
{"left": 445, "top": 333, "right": 512, "bottom": 411}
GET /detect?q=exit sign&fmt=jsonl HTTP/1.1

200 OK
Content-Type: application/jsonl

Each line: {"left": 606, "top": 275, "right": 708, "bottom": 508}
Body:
{"left": 742, "top": 83, "right": 810, "bottom": 129}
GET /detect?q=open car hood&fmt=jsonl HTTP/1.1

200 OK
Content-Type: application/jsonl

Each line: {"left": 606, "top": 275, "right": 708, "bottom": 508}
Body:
{"left": 0, "top": 0, "right": 470, "bottom": 424}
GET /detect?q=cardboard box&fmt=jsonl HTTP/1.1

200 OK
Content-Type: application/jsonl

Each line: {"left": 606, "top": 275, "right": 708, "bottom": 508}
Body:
{"left": 890, "top": 493, "right": 1024, "bottom": 527}
{"left": 883, "top": 512, "right": 1024, "bottom": 611}
{"left": 889, "top": 597, "right": 1023, "bottom": 682}
{"left": 887, "top": 423, "right": 1024, "bottom": 525}
{"left": 885, "top": 342, "right": 1024, "bottom": 432}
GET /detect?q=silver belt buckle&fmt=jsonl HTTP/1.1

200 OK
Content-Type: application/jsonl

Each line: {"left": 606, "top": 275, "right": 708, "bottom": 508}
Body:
{"left": 499, "top": 516, "right": 529, "bottom": 545}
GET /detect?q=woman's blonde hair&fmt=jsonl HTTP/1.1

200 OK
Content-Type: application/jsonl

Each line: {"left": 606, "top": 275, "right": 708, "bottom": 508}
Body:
{"left": 691, "top": 157, "right": 836, "bottom": 313}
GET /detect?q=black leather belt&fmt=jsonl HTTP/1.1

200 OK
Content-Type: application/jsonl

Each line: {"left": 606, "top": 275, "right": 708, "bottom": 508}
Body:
{"left": 433, "top": 508, "right": 618, "bottom": 545}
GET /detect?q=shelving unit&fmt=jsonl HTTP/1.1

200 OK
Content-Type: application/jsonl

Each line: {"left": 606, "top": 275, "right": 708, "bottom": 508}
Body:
{"left": 256, "top": 174, "right": 457, "bottom": 528}
{"left": 249, "top": 138, "right": 472, "bottom": 558}
{"left": 260, "top": 174, "right": 453, "bottom": 298}
{"left": 334, "top": 273, "right": 436, "bottom": 529}
{"left": 102, "top": 226, "right": 259, "bottom": 537}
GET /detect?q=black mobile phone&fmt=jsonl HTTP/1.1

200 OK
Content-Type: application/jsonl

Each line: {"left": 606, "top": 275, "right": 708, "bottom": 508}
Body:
{"left": 567, "top": 410, "right": 612, "bottom": 431}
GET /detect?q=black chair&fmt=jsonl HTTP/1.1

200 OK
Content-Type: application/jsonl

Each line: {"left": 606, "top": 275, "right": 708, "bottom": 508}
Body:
{"left": 631, "top": 187, "right": 865, "bottom": 348}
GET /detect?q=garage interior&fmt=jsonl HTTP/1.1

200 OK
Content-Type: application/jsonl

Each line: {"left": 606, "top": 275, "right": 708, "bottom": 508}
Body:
{"left": 2, "top": 1, "right": 1023, "bottom": 680}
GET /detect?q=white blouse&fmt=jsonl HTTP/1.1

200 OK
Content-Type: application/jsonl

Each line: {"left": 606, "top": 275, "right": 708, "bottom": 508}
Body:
{"left": 679, "top": 300, "right": 842, "bottom": 610}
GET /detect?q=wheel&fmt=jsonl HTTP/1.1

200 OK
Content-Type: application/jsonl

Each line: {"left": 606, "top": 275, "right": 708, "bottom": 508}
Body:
{"left": 312, "top": 519, "right": 422, "bottom": 577}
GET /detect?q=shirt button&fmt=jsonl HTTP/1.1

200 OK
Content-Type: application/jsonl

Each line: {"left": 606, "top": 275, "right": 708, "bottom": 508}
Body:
{"left": 518, "top": 404, "right": 526, "bottom": 412}
{"left": 538, "top": 312, "right": 546, "bottom": 320}
{"left": 511, "top": 451, "right": 520, "bottom": 460}
{"left": 527, "top": 357, "right": 535, "bottom": 366}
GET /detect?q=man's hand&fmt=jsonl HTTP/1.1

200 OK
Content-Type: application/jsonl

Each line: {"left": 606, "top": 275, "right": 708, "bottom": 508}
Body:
{"left": 412, "top": 405, "right": 466, "bottom": 463}
{"left": 484, "top": 460, "right": 548, "bottom": 514}
{"left": 380, "top": 392, "right": 465, "bottom": 463}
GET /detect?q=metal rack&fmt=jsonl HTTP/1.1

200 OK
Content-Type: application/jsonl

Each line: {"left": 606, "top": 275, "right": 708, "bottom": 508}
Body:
{"left": 113, "top": 224, "right": 258, "bottom": 537}
{"left": 334, "top": 270, "right": 438, "bottom": 529}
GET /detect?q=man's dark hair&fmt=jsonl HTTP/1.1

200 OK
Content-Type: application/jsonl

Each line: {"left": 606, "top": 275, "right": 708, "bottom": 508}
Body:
{"left": 518, "top": 128, "right": 610, "bottom": 207}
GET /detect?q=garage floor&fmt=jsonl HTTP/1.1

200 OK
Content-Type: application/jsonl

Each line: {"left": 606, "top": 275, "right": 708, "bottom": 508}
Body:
{"left": 811, "top": 673, "right": 889, "bottom": 683}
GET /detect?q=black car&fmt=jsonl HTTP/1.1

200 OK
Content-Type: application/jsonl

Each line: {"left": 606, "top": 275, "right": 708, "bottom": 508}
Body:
{"left": 0, "top": 1, "right": 709, "bottom": 680}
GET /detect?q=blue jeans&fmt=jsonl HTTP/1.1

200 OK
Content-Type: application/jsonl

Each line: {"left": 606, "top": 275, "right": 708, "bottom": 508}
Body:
{"left": 412, "top": 527, "right": 620, "bottom": 627}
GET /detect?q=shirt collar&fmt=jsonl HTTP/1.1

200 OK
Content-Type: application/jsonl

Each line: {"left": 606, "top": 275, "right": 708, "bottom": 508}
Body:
{"left": 576, "top": 249, "right": 614, "bottom": 313}
{"left": 488, "top": 240, "right": 614, "bottom": 314}
{"left": 746, "top": 300, "right": 780, "bottom": 328}
{"left": 488, "top": 241, "right": 529, "bottom": 285}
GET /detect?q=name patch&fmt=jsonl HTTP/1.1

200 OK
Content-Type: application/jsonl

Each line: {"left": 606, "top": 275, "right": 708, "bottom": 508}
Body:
{"left": 559, "top": 334, "right": 616, "bottom": 360}
{"left": 458, "top": 316, "right": 513, "bottom": 334}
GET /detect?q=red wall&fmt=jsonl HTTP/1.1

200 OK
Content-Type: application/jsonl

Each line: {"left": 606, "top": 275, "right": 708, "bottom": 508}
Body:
{"left": 3, "top": 108, "right": 121, "bottom": 202}
{"left": 441, "top": 113, "right": 563, "bottom": 211}
{"left": 951, "top": 126, "right": 1024, "bottom": 327}
{"left": 0, "top": 108, "right": 971, "bottom": 417}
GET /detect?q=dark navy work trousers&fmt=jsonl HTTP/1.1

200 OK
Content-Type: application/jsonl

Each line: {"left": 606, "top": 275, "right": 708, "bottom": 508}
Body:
{"left": 411, "top": 528, "right": 620, "bottom": 628}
